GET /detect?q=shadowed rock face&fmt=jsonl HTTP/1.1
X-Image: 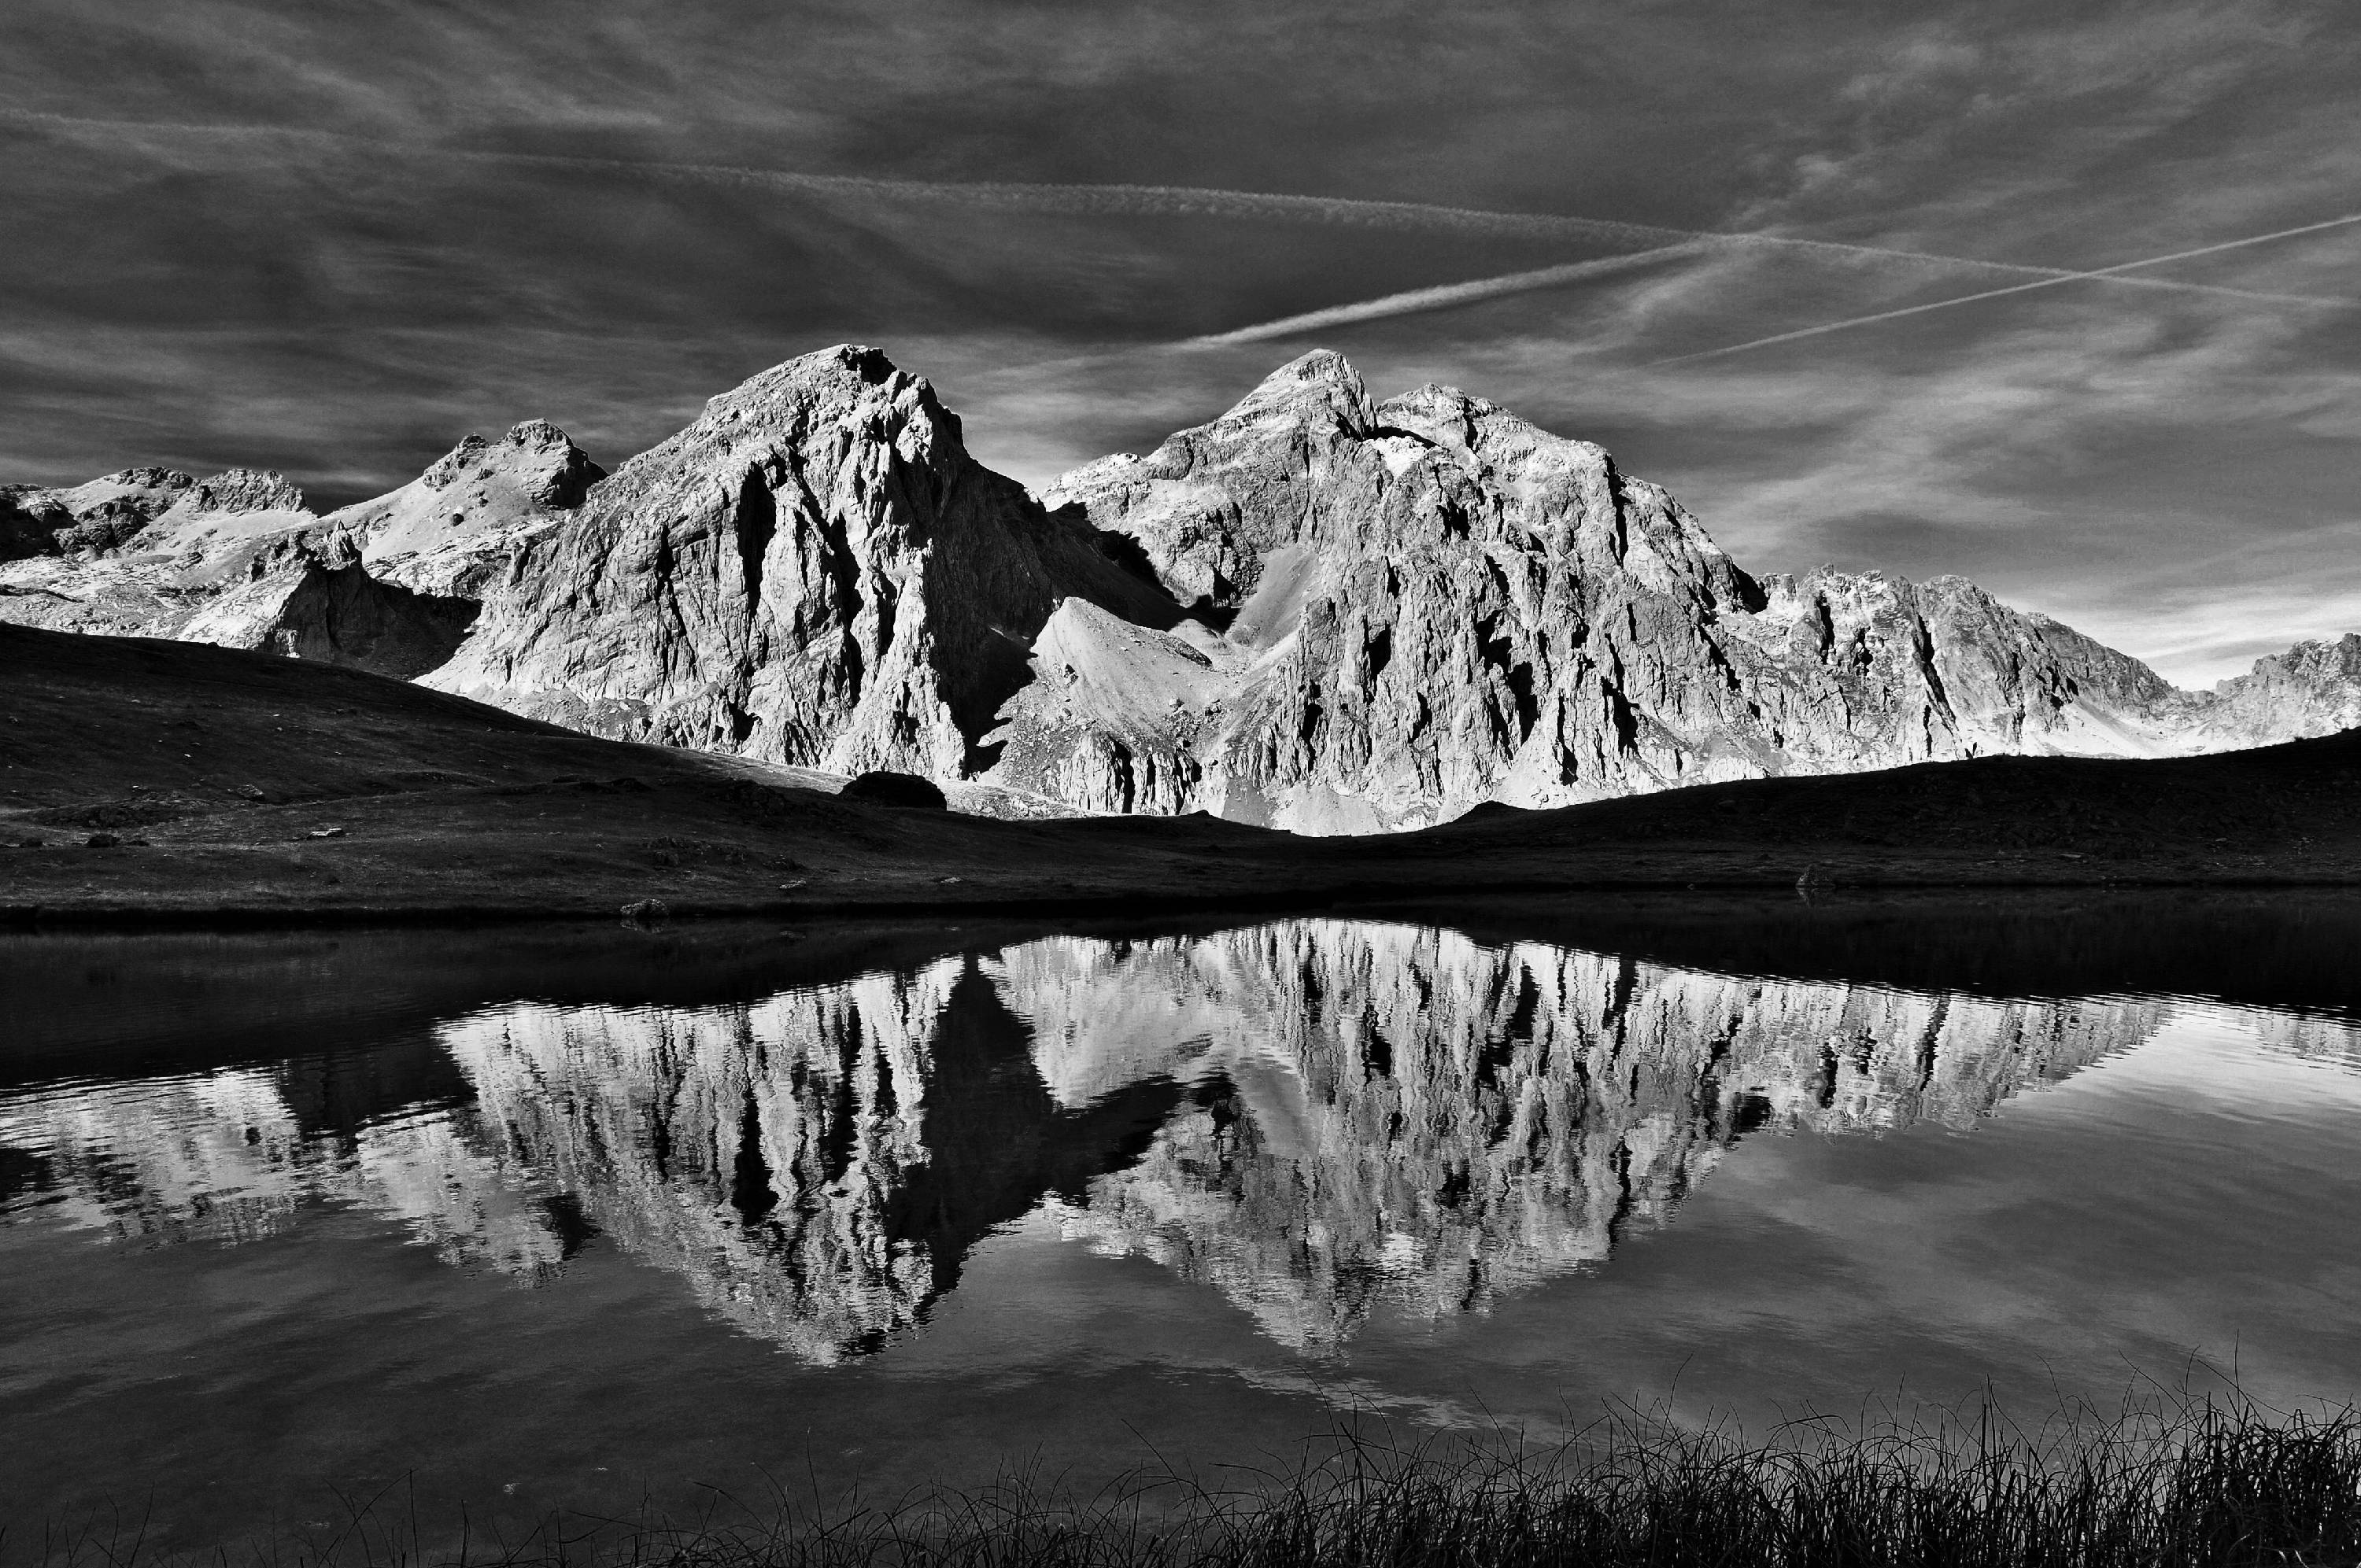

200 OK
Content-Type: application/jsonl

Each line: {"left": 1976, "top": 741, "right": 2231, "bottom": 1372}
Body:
{"left": 426, "top": 345, "right": 1180, "bottom": 778}
{"left": 1, "top": 918, "right": 2252, "bottom": 1363}
{"left": 182, "top": 560, "right": 481, "bottom": 680}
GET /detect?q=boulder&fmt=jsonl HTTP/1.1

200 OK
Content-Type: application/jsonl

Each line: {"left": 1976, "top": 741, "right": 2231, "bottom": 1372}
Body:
{"left": 841, "top": 770, "right": 948, "bottom": 810}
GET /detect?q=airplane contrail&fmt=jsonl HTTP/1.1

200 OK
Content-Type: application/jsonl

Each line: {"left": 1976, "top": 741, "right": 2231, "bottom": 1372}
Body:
{"left": 6, "top": 108, "right": 2338, "bottom": 311}
{"left": 1179, "top": 246, "right": 1717, "bottom": 345}
{"left": 1651, "top": 211, "right": 2361, "bottom": 366}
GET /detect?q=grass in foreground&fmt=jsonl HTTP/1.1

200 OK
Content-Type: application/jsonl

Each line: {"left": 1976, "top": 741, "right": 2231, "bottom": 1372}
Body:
{"left": 22, "top": 1394, "right": 2361, "bottom": 1568}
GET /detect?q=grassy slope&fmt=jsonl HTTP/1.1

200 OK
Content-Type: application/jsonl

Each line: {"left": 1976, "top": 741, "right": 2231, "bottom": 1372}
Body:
{"left": 0, "top": 625, "right": 1302, "bottom": 919}
{"left": 2, "top": 623, "right": 2358, "bottom": 922}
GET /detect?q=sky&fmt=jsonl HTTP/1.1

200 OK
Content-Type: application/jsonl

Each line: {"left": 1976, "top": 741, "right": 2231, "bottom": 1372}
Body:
{"left": 2, "top": 1, "right": 2357, "bottom": 685}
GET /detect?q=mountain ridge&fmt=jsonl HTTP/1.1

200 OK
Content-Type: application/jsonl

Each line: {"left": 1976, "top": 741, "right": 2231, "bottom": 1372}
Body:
{"left": 6, "top": 345, "right": 2356, "bottom": 832}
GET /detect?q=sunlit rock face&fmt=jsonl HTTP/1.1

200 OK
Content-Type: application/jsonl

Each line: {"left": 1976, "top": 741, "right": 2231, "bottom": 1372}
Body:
{"left": 1, "top": 921, "right": 2215, "bottom": 1365}
{"left": 2190, "top": 634, "right": 2361, "bottom": 750}
{"left": 325, "top": 419, "right": 608, "bottom": 600}
{"left": 1018, "top": 353, "right": 2220, "bottom": 831}
{"left": 0, "top": 430, "right": 592, "bottom": 679}
{"left": 0, "top": 468, "right": 327, "bottom": 647}
{"left": 426, "top": 345, "right": 1179, "bottom": 778}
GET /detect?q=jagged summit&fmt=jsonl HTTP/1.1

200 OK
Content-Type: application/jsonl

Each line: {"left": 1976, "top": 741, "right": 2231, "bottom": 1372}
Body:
{"left": 417, "top": 420, "right": 601, "bottom": 506}
{"left": 190, "top": 468, "right": 308, "bottom": 515}
{"left": 685, "top": 345, "right": 968, "bottom": 452}
{"left": 427, "top": 343, "right": 1176, "bottom": 777}
{"left": 2197, "top": 633, "right": 2361, "bottom": 747}
{"left": 1231, "top": 347, "right": 1373, "bottom": 422}
{"left": 996, "top": 350, "right": 2285, "bottom": 828}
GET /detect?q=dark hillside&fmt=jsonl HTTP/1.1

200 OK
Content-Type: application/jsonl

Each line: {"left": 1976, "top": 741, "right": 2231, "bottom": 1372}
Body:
{"left": 3, "top": 622, "right": 2359, "bottom": 924}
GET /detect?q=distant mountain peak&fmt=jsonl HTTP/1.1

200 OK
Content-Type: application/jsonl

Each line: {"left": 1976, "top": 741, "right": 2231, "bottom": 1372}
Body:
{"left": 190, "top": 468, "right": 307, "bottom": 515}
{"left": 427, "top": 342, "right": 1173, "bottom": 778}
{"left": 1222, "top": 347, "right": 1373, "bottom": 428}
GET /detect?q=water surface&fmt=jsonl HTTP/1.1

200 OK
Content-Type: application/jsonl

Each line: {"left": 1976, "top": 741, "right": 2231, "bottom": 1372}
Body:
{"left": 4, "top": 895, "right": 2359, "bottom": 1554}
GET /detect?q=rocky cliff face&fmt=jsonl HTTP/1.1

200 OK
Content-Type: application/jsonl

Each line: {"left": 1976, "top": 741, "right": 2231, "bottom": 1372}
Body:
{"left": 0, "top": 425, "right": 599, "bottom": 681}
{"left": 1003, "top": 352, "right": 2206, "bottom": 829}
{"left": 425, "top": 345, "right": 1178, "bottom": 778}
{"left": 2189, "top": 634, "right": 2361, "bottom": 750}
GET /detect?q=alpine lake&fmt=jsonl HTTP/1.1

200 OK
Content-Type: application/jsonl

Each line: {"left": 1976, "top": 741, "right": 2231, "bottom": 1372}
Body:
{"left": 6, "top": 891, "right": 2360, "bottom": 1557}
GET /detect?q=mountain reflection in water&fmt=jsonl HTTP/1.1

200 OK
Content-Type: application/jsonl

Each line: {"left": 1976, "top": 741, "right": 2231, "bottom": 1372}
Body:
{"left": 10, "top": 917, "right": 2342, "bottom": 1362}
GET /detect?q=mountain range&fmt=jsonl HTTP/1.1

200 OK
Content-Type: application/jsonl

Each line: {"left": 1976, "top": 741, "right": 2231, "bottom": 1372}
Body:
{"left": 7, "top": 345, "right": 2356, "bottom": 832}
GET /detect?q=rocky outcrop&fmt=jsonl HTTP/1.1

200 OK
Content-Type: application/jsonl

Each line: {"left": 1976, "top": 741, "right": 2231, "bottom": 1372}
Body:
{"left": 0, "top": 467, "right": 327, "bottom": 641}
{"left": 425, "top": 345, "right": 1178, "bottom": 778}
{"left": 0, "top": 426, "right": 596, "bottom": 681}
{"left": 179, "top": 554, "right": 480, "bottom": 679}
{"left": 2189, "top": 635, "right": 2361, "bottom": 750}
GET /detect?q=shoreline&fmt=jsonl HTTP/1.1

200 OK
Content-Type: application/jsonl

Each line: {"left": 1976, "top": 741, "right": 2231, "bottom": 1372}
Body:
{"left": 8, "top": 863, "right": 2361, "bottom": 932}
{"left": 9, "top": 860, "right": 2361, "bottom": 938}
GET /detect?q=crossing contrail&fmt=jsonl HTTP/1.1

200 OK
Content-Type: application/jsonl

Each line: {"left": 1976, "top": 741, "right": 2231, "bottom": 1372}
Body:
{"left": 7, "top": 108, "right": 2341, "bottom": 312}
{"left": 1650, "top": 212, "right": 2361, "bottom": 366}
{"left": 1179, "top": 246, "right": 1717, "bottom": 345}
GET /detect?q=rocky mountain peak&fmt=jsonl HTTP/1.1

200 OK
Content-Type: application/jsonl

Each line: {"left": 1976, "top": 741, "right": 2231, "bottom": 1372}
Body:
{"left": 189, "top": 469, "right": 309, "bottom": 515}
{"left": 2191, "top": 632, "right": 2361, "bottom": 748}
{"left": 692, "top": 343, "right": 963, "bottom": 458}
{"left": 419, "top": 436, "right": 492, "bottom": 489}
{"left": 985, "top": 352, "right": 2296, "bottom": 828}
{"left": 416, "top": 419, "right": 605, "bottom": 511}
{"left": 20, "top": 344, "right": 2354, "bottom": 835}
{"left": 1370, "top": 382, "right": 1491, "bottom": 451}
{"left": 317, "top": 419, "right": 607, "bottom": 600}
{"left": 1227, "top": 348, "right": 1373, "bottom": 428}
{"left": 98, "top": 466, "right": 198, "bottom": 495}
{"left": 427, "top": 344, "right": 1177, "bottom": 777}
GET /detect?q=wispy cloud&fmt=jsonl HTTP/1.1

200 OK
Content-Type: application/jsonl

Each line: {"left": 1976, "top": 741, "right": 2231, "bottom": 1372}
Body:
{"left": 2, "top": 1, "right": 2356, "bottom": 680}
{"left": 6, "top": 106, "right": 2338, "bottom": 315}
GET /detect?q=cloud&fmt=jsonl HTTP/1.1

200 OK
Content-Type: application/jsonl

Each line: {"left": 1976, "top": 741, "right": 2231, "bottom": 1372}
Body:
{"left": 2, "top": 0, "right": 2356, "bottom": 682}
{"left": 8, "top": 106, "right": 2335, "bottom": 314}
